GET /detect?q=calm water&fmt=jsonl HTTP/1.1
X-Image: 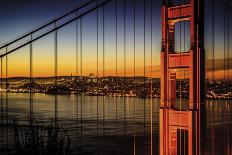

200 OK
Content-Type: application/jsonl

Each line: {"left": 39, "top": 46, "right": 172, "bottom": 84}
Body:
{"left": 0, "top": 93, "right": 232, "bottom": 154}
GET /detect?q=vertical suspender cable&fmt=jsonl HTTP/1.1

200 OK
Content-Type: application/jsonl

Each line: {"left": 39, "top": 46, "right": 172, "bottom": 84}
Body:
{"left": 5, "top": 47, "right": 8, "bottom": 149}
{"left": 115, "top": 0, "right": 118, "bottom": 135}
{"left": 76, "top": 13, "right": 79, "bottom": 77}
{"left": 0, "top": 57, "right": 2, "bottom": 149}
{"left": 228, "top": 1, "right": 231, "bottom": 152}
{"left": 102, "top": 5, "right": 105, "bottom": 153}
{"left": 212, "top": 0, "right": 215, "bottom": 82}
{"left": 133, "top": 0, "right": 136, "bottom": 154}
{"left": 150, "top": 0, "right": 153, "bottom": 154}
{"left": 133, "top": 0, "right": 136, "bottom": 108}
{"left": 116, "top": 0, "right": 118, "bottom": 78}
{"left": 224, "top": 4, "right": 226, "bottom": 80}
{"left": 124, "top": 0, "right": 126, "bottom": 135}
{"left": 143, "top": 0, "right": 146, "bottom": 122}
{"left": 228, "top": 1, "right": 230, "bottom": 81}
{"left": 227, "top": 1, "right": 231, "bottom": 153}
{"left": 76, "top": 11, "right": 79, "bottom": 146}
{"left": 102, "top": 5, "right": 105, "bottom": 78}
{"left": 211, "top": 1, "right": 216, "bottom": 154}
{"left": 133, "top": 0, "right": 136, "bottom": 94}
{"left": 80, "top": 16, "right": 83, "bottom": 148}
{"left": 143, "top": 0, "right": 146, "bottom": 140}
{"left": 54, "top": 23, "right": 58, "bottom": 129}
{"left": 30, "top": 34, "right": 33, "bottom": 123}
{"left": 97, "top": 0, "right": 99, "bottom": 137}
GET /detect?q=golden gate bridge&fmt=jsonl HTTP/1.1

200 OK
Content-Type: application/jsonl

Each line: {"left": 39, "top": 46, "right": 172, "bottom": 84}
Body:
{"left": 0, "top": 0, "right": 231, "bottom": 154}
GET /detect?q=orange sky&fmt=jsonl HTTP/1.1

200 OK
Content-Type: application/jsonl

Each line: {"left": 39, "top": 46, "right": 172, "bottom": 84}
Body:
{"left": 0, "top": 37, "right": 230, "bottom": 80}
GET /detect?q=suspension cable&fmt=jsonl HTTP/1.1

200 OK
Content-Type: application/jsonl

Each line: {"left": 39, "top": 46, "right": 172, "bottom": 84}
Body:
{"left": 0, "top": 57, "right": 2, "bottom": 150}
{"left": 80, "top": 16, "right": 83, "bottom": 148}
{"left": 133, "top": 0, "right": 136, "bottom": 154}
{"left": 150, "top": 0, "right": 153, "bottom": 154}
{"left": 115, "top": 0, "right": 118, "bottom": 135}
{"left": 212, "top": 0, "right": 215, "bottom": 82}
{"left": 5, "top": 47, "right": 8, "bottom": 149}
{"left": 144, "top": 0, "right": 146, "bottom": 129}
{"left": 124, "top": 0, "right": 127, "bottom": 135}
{"left": 227, "top": 0, "right": 231, "bottom": 81}
{"left": 96, "top": 0, "right": 99, "bottom": 137}
{"left": 75, "top": 11, "right": 79, "bottom": 145}
{"left": 54, "top": 23, "right": 58, "bottom": 129}
{"left": 224, "top": 4, "right": 227, "bottom": 80}
{"left": 76, "top": 11, "right": 79, "bottom": 79}
{"left": 29, "top": 34, "right": 33, "bottom": 123}
{"left": 0, "top": 0, "right": 100, "bottom": 50}
{"left": 116, "top": 0, "right": 118, "bottom": 78}
{"left": 143, "top": 2, "right": 147, "bottom": 147}
{"left": 102, "top": 4, "right": 105, "bottom": 152}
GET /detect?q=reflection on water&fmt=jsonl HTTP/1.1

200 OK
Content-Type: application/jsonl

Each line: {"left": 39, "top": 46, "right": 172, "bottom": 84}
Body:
{"left": 0, "top": 93, "right": 231, "bottom": 154}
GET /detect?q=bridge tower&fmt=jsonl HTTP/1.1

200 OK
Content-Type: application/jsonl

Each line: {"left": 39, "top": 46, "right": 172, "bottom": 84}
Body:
{"left": 161, "top": 0, "right": 205, "bottom": 109}
{"left": 160, "top": 0, "right": 205, "bottom": 155}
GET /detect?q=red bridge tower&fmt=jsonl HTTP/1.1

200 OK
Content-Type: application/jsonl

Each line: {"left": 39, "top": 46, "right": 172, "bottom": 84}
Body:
{"left": 160, "top": 0, "right": 205, "bottom": 154}
{"left": 160, "top": 0, "right": 205, "bottom": 109}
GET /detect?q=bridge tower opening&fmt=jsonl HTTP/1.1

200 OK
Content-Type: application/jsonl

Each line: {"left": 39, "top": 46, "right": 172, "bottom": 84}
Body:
{"left": 160, "top": 0, "right": 205, "bottom": 155}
